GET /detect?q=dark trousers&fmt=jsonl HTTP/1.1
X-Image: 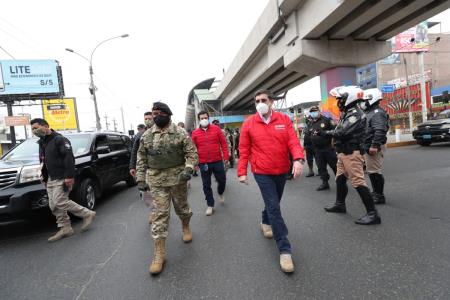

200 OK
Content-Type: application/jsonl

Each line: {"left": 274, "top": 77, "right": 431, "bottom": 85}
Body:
{"left": 199, "top": 161, "right": 226, "bottom": 207}
{"left": 254, "top": 174, "right": 291, "bottom": 254}
{"left": 305, "top": 146, "right": 315, "bottom": 169}
{"left": 315, "top": 148, "right": 337, "bottom": 181}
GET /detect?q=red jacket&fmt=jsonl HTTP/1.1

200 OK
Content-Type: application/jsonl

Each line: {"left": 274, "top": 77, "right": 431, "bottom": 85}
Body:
{"left": 238, "top": 111, "right": 304, "bottom": 176}
{"left": 192, "top": 124, "right": 230, "bottom": 164}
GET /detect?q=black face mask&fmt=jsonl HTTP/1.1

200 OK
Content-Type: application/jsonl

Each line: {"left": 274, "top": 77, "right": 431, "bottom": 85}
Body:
{"left": 154, "top": 115, "right": 171, "bottom": 128}
{"left": 337, "top": 98, "right": 346, "bottom": 112}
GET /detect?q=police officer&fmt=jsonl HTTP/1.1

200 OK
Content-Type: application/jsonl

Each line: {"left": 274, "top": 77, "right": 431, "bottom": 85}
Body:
{"left": 306, "top": 106, "right": 337, "bottom": 190}
{"left": 31, "top": 118, "right": 96, "bottom": 242}
{"left": 323, "top": 86, "right": 381, "bottom": 225}
{"left": 136, "top": 102, "right": 198, "bottom": 275}
{"left": 360, "top": 88, "right": 389, "bottom": 204}
{"left": 303, "top": 113, "right": 316, "bottom": 177}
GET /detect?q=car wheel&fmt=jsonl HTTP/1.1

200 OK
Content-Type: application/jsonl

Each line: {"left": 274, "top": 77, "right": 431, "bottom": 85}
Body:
{"left": 78, "top": 178, "right": 97, "bottom": 210}
{"left": 418, "top": 141, "right": 432, "bottom": 146}
{"left": 126, "top": 174, "right": 137, "bottom": 187}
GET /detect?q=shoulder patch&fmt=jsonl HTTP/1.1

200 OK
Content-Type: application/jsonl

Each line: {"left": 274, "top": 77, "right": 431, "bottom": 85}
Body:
{"left": 348, "top": 116, "right": 357, "bottom": 124}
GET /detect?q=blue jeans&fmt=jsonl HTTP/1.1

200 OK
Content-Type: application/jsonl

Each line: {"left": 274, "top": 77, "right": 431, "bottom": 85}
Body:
{"left": 253, "top": 174, "right": 291, "bottom": 254}
{"left": 199, "top": 161, "right": 226, "bottom": 207}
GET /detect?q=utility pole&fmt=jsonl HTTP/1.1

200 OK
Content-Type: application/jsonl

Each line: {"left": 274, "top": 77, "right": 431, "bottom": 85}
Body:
{"left": 112, "top": 118, "right": 118, "bottom": 132}
{"left": 104, "top": 115, "right": 109, "bottom": 130}
{"left": 403, "top": 54, "right": 414, "bottom": 131}
{"left": 120, "top": 106, "right": 126, "bottom": 132}
{"left": 418, "top": 51, "right": 428, "bottom": 122}
{"left": 5, "top": 99, "right": 16, "bottom": 146}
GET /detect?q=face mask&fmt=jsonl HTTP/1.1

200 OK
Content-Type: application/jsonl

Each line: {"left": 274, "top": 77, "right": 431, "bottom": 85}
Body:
{"left": 359, "top": 100, "right": 369, "bottom": 111}
{"left": 199, "top": 119, "right": 209, "bottom": 128}
{"left": 337, "top": 99, "right": 346, "bottom": 112}
{"left": 144, "top": 119, "right": 154, "bottom": 128}
{"left": 256, "top": 102, "right": 269, "bottom": 114}
{"left": 310, "top": 111, "right": 319, "bottom": 119}
{"left": 154, "top": 115, "right": 170, "bottom": 128}
{"left": 32, "top": 127, "right": 46, "bottom": 138}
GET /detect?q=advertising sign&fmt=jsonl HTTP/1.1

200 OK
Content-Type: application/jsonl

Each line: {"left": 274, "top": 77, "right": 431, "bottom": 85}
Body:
{"left": 42, "top": 98, "right": 79, "bottom": 131}
{"left": 356, "top": 63, "right": 377, "bottom": 89}
{"left": 394, "top": 21, "right": 429, "bottom": 53}
{"left": 380, "top": 84, "right": 395, "bottom": 93}
{"left": 387, "top": 70, "right": 432, "bottom": 89}
{"left": 4, "top": 115, "right": 30, "bottom": 126}
{"left": 0, "top": 60, "right": 60, "bottom": 96}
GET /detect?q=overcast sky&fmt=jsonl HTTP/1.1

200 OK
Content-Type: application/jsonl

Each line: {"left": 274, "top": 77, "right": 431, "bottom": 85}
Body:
{"left": 1, "top": 1, "right": 449, "bottom": 137}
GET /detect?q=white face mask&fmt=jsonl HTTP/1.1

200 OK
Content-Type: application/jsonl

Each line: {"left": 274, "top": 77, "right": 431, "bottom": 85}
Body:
{"left": 199, "top": 119, "right": 209, "bottom": 128}
{"left": 256, "top": 102, "right": 269, "bottom": 114}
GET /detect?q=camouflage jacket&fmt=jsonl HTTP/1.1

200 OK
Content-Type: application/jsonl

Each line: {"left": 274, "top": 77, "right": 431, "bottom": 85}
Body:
{"left": 136, "top": 122, "right": 198, "bottom": 187}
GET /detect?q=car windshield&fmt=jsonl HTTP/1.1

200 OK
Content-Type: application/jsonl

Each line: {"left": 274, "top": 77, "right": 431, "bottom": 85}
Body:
{"left": 436, "top": 110, "right": 450, "bottom": 120}
{"left": 2, "top": 134, "right": 92, "bottom": 162}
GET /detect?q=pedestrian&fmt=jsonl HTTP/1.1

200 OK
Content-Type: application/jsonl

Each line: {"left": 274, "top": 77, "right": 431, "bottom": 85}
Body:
{"left": 225, "top": 127, "right": 235, "bottom": 168}
{"left": 191, "top": 111, "right": 229, "bottom": 215}
{"left": 323, "top": 86, "right": 381, "bottom": 225}
{"left": 136, "top": 102, "right": 198, "bottom": 275}
{"left": 303, "top": 112, "right": 316, "bottom": 177}
{"left": 130, "top": 111, "right": 154, "bottom": 224}
{"left": 306, "top": 106, "right": 337, "bottom": 190}
{"left": 234, "top": 128, "right": 240, "bottom": 158}
{"left": 360, "top": 88, "right": 389, "bottom": 204}
{"left": 31, "top": 118, "right": 96, "bottom": 242}
{"left": 238, "top": 89, "right": 305, "bottom": 273}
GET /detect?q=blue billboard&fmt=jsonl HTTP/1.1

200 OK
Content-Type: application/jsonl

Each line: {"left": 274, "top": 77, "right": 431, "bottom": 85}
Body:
{"left": 356, "top": 63, "right": 377, "bottom": 89}
{"left": 0, "top": 60, "right": 60, "bottom": 96}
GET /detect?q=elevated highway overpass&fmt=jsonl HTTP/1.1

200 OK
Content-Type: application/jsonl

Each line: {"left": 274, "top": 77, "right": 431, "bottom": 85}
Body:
{"left": 214, "top": 0, "right": 450, "bottom": 111}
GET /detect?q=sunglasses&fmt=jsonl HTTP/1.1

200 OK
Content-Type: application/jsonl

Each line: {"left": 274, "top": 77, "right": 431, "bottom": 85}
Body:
{"left": 255, "top": 98, "right": 269, "bottom": 104}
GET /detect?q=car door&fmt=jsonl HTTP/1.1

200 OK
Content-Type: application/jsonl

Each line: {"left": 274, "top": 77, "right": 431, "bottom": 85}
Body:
{"left": 92, "top": 134, "right": 115, "bottom": 188}
{"left": 107, "top": 134, "right": 130, "bottom": 183}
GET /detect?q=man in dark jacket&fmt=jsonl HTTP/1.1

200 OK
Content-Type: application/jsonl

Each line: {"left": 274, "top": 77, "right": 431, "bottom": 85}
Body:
{"left": 360, "top": 88, "right": 389, "bottom": 204}
{"left": 306, "top": 106, "right": 337, "bottom": 190}
{"left": 322, "top": 86, "right": 381, "bottom": 225}
{"left": 303, "top": 114, "right": 316, "bottom": 177}
{"left": 130, "top": 111, "right": 153, "bottom": 177}
{"left": 31, "top": 118, "right": 95, "bottom": 242}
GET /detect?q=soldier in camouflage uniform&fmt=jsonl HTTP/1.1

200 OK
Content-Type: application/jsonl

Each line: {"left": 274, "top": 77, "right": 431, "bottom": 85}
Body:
{"left": 136, "top": 102, "right": 198, "bottom": 275}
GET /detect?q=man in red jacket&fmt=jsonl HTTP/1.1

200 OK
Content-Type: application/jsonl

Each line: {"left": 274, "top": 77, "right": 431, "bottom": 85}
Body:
{"left": 238, "top": 89, "right": 304, "bottom": 273}
{"left": 192, "top": 111, "right": 230, "bottom": 216}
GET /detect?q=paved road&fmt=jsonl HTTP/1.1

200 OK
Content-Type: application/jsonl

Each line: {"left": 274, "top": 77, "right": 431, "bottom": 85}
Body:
{"left": 1, "top": 144, "right": 450, "bottom": 300}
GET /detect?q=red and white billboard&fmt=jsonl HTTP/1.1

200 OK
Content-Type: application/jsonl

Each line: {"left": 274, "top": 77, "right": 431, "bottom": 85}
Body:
{"left": 394, "top": 21, "right": 429, "bottom": 53}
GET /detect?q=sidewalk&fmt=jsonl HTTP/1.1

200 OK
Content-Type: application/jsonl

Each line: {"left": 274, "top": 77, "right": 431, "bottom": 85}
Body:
{"left": 386, "top": 132, "right": 416, "bottom": 148}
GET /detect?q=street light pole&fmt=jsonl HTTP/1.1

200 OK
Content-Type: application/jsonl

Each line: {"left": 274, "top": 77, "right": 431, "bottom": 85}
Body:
{"left": 65, "top": 34, "right": 129, "bottom": 131}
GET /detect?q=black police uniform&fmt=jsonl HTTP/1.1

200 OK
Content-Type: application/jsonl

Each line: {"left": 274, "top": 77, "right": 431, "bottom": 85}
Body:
{"left": 308, "top": 115, "right": 337, "bottom": 189}
{"left": 324, "top": 105, "right": 380, "bottom": 225}
{"left": 363, "top": 103, "right": 389, "bottom": 204}
{"left": 303, "top": 118, "right": 316, "bottom": 176}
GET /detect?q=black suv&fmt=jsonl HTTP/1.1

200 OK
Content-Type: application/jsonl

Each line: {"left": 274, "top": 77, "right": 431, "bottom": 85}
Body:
{"left": 0, "top": 132, "right": 136, "bottom": 221}
{"left": 413, "top": 109, "right": 450, "bottom": 146}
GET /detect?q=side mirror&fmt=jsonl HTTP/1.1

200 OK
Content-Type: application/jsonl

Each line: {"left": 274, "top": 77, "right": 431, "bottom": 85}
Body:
{"left": 96, "top": 145, "right": 110, "bottom": 154}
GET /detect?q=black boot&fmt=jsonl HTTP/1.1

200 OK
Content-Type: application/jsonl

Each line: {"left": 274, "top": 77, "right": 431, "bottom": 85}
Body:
{"left": 324, "top": 176, "right": 347, "bottom": 213}
{"left": 355, "top": 186, "right": 381, "bottom": 225}
{"left": 369, "top": 173, "right": 386, "bottom": 204}
{"left": 316, "top": 180, "right": 330, "bottom": 191}
{"left": 305, "top": 166, "right": 314, "bottom": 177}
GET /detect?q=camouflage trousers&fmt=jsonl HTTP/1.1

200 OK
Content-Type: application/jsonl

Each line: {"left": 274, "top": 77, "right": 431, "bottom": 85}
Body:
{"left": 47, "top": 179, "right": 92, "bottom": 228}
{"left": 150, "top": 182, "right": 193, "bottom": 240}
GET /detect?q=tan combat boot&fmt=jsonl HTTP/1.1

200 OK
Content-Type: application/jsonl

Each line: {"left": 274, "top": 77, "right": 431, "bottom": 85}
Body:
{"left": 181, "top": 218, "right": 192, "bottom": 243}
{"left": 81, "top": 211, "right": 96, "bottom": 232}
{"left": 260, "top": 223, "right": 273, "bottom": 239}
{"left": 149, "top": 239, "right": 166, "bottom": 275}
{"left": 48, "top": 226, "right": 74, "bottom": 242}
{"left": 280, "top": 254, "right": 295, "bottom": 273}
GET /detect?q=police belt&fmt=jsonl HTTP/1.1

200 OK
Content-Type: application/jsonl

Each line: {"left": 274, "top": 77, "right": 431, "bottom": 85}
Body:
{"left": 147, "top": 149, "right": 185, "bottom": 169}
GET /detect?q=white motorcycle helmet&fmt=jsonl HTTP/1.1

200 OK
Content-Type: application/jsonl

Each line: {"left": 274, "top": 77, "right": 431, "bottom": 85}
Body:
{"left": 329, "top": 86, "right": 364, "bottom": 111}
{"left": 363, "top": 88, "right": 383, "bottom": 106}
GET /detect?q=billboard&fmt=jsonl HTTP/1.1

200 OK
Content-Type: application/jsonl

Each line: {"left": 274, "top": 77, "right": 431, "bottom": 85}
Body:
{"left": 394, "top": 21, "right": 429, "bottom": 53}
{"left": 0, "top": 60, "right": 61, "bottom": 97}
{"left": 356, "top": 63, "right": 377, "bottom": 89}
{"left": 42, "top": 98, "right": 79, "bottom": 131}
{"left": 4, "top": 115, "right": 30, "bottom": 126}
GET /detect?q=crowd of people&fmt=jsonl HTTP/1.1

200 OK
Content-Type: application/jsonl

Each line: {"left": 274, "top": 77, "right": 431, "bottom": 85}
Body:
{"left": 31, "top": 85, "right": 389, "bottom": 276}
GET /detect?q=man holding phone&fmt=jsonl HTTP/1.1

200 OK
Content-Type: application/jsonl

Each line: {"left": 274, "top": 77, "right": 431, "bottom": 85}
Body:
{"left": 31, "top": 118, "right": 96, "bottom": 242}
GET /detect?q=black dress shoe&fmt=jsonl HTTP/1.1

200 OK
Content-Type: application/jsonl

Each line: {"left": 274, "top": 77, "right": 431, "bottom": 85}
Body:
{"left": 305, "top": 171, "right": 314, "bottom": 177}
{"left": 355, "top": 211, "right": 381, "bottom": 225}
{"left": 316, "top": 182, "right": 330, "bottom": 191}
{"left": 373, "top": 193, "right": 386, "bottom": 204}
{"left": 324, "top": 204, "right": 346, "bottom": 213}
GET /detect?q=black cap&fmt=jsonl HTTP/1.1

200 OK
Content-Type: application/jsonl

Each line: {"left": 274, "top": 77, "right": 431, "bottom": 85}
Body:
{"left": 309, "top": 105, "right": 320, "bottom": 112}
{"left": 152, "top": 102, "right": 173, "bottom": 116}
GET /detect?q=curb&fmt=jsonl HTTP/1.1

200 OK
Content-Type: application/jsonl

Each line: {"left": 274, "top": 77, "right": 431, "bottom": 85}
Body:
{"left": 386, "top": 140, "right": 417, "bottom": 148}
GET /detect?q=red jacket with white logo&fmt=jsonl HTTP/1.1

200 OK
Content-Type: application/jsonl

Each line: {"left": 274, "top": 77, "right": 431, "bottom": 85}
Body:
{"left": 192, "top": 124, "right": 230, "bottom": 164}
{"left": 238, "top": 111, "right": 304, "bottom": 176}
